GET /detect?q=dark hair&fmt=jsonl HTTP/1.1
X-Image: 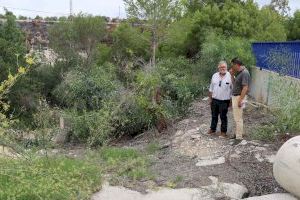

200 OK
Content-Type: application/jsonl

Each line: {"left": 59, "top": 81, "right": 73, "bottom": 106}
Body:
{"left": 231, "top": 57, "right": 243, "bottom": 66}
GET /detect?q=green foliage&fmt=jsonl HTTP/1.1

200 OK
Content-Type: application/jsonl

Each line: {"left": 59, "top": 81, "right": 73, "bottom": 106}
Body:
{"left": 0, "top": 156, "right": 102, "bottom": 200}
{"left": 112, "top": 23, "right": 151, "bottom": 62}
{"left": 124, "top": 0, "right": 182, "bottom": 66}
{"left": 254, "top": 7, "right": 287, "bottom": 41}
{"left": 183, "top": 0, "right": 287, "bottom": 57}
{"left": 0, "top": 12, "right": 26, "bottom": 81}
{"left": 53, "top": 63, "right": 120, "bottom": 110}
{"left": 159, "top": 16, "right": 195, "bottom": 57}
{"left": 49, "top": 13, "right": 106, "bottom": 61}
{"left": 269, "top": 76, "right": 300, "bottom": 132}
{"left": 146, "top": 141, "right": 161, "bottom": 154}
{"left": 157, "top": 57, "right": 208, "bottom": 113}
{"left": 252, "top": 75, "right": 300, "bottom": 141}
{"left": 198, "top": 33, "right": 255, "bottom": 77}
{"left": 287, "top": 10, "right": 300, "bottom": 40}
{"left": 99, "top": 147, "right": 152, "bottom": 181}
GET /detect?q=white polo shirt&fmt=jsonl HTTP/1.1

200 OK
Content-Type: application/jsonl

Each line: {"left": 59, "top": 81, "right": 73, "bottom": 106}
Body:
{"left": 209, "top": 72, "right": 232, "bottom": 100}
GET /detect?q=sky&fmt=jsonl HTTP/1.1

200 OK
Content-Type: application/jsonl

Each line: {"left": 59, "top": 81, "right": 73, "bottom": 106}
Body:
{"left": 0, "top": 0, "right": 299, "bottom": 19}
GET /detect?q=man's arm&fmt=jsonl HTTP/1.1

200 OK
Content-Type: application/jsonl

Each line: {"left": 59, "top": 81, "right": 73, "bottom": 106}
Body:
{"left": 238, "top": 85, "right": 248, "bottom": 107}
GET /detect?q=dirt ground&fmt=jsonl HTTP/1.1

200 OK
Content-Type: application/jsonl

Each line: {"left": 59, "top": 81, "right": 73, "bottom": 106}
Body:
{"left": 115, "top": 98, "right": 286, "bottom": 197}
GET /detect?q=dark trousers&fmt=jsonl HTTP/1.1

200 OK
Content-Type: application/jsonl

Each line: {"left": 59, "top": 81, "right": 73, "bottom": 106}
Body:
{"left": 210, "top": 99, "right": 230, "bottom": 133}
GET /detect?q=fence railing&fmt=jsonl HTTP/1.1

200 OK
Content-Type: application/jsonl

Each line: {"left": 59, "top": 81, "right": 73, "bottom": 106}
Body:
{"left": 252, "top": 42, "right": 300, "bottom": 79}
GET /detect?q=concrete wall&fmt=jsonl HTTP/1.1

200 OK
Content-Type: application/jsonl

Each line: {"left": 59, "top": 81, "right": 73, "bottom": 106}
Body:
{"left": 249, "top": 67, "right": 300, "bottom": 106}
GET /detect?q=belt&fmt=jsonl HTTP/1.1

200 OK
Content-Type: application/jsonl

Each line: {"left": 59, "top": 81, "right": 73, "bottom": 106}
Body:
{"left": 233, "top": 94, "right": 240, "bottom": 96}
{"left": 212, "top": 98, "right": 230, "bottom": 101}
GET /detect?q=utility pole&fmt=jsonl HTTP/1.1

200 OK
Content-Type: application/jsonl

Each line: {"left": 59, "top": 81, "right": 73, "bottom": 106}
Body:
{"left": 69, "top": 0, "right": 73, "bottom": 17}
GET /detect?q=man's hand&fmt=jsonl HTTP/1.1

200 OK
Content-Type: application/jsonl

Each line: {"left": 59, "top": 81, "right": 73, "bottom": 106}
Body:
{"left": 238, "top": 98, "right": 243, "bottom": 108}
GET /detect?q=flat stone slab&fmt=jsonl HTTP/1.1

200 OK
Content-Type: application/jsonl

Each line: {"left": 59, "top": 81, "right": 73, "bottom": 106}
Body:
{"left": 92, "top": 177, "right": 248, "bottom": 200}
{"left": 244, "top": 193, "right": 298, "bottom": 200}
{"left": 196, "top": 156, "right": 225, "bottom": 167}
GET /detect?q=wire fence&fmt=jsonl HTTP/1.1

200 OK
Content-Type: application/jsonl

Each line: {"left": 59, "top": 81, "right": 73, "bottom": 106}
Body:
{"left": 252, "top": 41, "right": 300, "bottom": 79}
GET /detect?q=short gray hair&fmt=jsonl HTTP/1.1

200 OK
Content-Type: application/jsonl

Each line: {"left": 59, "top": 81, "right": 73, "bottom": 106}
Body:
{"left": 218, "top": 61, "right": 227, "bottom": 68}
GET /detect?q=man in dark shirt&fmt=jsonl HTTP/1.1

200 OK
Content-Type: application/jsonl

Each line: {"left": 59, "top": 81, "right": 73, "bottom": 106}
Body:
{"left": 230, "top": 58, "right": 251, "bottom": 142}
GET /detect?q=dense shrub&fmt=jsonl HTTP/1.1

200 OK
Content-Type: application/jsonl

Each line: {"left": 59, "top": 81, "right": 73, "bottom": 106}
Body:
{"left": 53, "top": 63, "right": 120, "bottom": 110}
{"left": 197, "top": 33, "right": 255, "bottom": 77}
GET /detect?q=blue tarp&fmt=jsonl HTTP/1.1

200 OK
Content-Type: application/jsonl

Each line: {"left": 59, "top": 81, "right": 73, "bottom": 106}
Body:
{"left": 252, "top": 42, "right": 300, "bottom": 79}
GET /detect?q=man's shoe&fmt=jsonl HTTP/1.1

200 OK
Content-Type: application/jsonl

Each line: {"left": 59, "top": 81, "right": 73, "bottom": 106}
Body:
{"left": 207, "top": 129, "right": 216, "bottom": 135}
{"left": 219, "top": 132, "right": 227, "bottom": 138}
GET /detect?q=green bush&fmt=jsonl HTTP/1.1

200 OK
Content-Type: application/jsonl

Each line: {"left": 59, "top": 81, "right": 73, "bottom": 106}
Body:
{"left": 53, "top": 63, "right": 120, "bottom": 110}
{"left": 157, "top": 57, "right": 208, "bottom": 113}
{"left": 198, "top": 33, "right": 255, "bottom": 77}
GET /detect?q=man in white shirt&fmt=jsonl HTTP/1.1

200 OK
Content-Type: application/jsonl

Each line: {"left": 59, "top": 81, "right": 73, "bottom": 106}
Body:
{"left": 208, "top": 61, "right": 232, "bottom": 137}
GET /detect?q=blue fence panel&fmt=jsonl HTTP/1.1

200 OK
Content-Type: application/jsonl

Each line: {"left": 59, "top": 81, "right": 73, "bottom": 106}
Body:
{"left": 252, "top": 42, "right": 300, "bottom": 79}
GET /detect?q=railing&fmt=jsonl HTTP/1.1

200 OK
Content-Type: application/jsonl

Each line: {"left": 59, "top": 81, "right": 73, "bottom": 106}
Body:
{"left": 252, "top": 41, "right": 300, "bottom": 79}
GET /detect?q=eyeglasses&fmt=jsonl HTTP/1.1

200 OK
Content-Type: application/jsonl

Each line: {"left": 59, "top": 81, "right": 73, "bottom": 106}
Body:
{"left": 219, "top": 80, "right": 222, "bottom": 87}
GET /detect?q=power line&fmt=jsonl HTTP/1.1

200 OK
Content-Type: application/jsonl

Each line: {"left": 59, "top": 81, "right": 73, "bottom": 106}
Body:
{"left": 0, "top": 5, "right": 69, "bottom": 16}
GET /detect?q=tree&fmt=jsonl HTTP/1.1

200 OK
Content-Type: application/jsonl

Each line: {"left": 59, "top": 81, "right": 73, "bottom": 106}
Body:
{"left": 182, "top": 0, "right": 287, "bottom": 57}
{"left": 0, "top": 11, "right": 26, "bottom": 81}
{"left": 287, "top": 10, "right": 300, "bottom": 40}
{"left": 18, "top": 15, "right": 28, "bottom": 20}
{"left": 254, "top": 7, "right": 287, "bottom": 41}
{"left": 34, "top": 15, "right": 43, "bottom": 20}
{"left": 270, "top": 0, "right": 290, "bottom": 16}
{"left": 124, "top": 0, "right": 182, "bottom": 68}
{"left": 44, "top": 16, "right": 58, "bottom": 21}
{"left": 49, "top": 14, "right": 107, "bottom": 65}
{"left": 182, "top": 0, "right": 244, "bottom": 13}
{"left": 112, "top": 23, "right": 151, "bottom": 63}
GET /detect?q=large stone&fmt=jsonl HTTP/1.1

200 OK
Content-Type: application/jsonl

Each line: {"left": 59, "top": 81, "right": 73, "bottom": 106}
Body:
{"left": 196, "top": 156, "right": 225, "bottom": 167}
{"left": 244, "top": 193, "right": 298, "bottom": 200}
{"left": 92, "top": 177, "right": 248, "bottom": 200}
{"left": 273, "top": 136, "right": 300, "bottom": 198}
{"left": 0, "top": 145, "right": 21, "bottom": 158}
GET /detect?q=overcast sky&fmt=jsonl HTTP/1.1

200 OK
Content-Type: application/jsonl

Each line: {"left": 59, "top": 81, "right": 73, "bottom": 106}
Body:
{"left": 0, "top": 0, "right": 299, "bottom": 18}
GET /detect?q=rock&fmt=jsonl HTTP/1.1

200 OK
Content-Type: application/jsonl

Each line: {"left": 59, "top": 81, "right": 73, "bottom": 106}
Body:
{"left": 160, "top": 142, "right": 171, "bottom": 149}
{"left": 240, "top": 140, "right": 248, "bottom": 145}
{"left": 202, "top": 97, "right": 209, "bottom": 101}
{"left": 230, "top": 153, "right": 240, "bottom": 159}
{"left": 273, "top": 136, "right": 300, "bottom": 198}
{"left": 244, "top": 193, "right": 298, "bottom": 200}
{"left": 52, "top": 130, "right": 68, "bottom": 145}
{"left": 51, "top": 149, "right": 59, "bottom": 154}
{"left": 186, "top": 129, "right": 199, "bottom": 135}
{"left": 175, "top": 130, "right": 184, "bottom": 137}
{"left": 265, "top": 154, "right": 276, "bottom": 163}
{"left": 190, "top": 134, "right": 200, "bottom": 140}
{"left": 199, "top": 124, "right": 209, "bottom": 134}
{"left": 255, "top": 147, "right": 267, "bottom": 151}
{"left": 248, "top": 141, "right": 261, "bottom": 146}
{"left": 196, "top": 156, "right": 225, "bottom": 167}
{"left": 255, "top": 153, "right": 264, "bottom": 162}
{"left": 92, "top": 178, "right": 248, "bottom": 200}
{"left": 0, "top": 145, "right": 21, "bottom": 158}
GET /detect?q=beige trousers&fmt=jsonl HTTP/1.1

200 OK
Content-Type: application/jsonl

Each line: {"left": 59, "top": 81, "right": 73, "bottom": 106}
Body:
{"left": 232, "top": 95, "right": 246, "bottom": 139}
